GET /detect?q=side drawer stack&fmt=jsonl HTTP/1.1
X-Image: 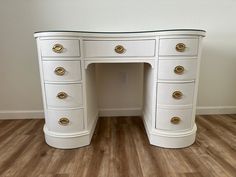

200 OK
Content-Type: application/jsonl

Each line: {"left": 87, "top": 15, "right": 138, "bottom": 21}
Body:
{"left": 156, "top": 37, "right": 199, "bottom": 131}
{"left": 39, "top": 39, "right": 84, "bottom": 134}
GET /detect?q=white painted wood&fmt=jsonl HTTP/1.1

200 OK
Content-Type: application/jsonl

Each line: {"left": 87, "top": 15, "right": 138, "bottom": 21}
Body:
{"left": 40, "top": 39, "right": 80, "bottom": 57}
{"left": 84, "top": 63, "right": 99, "bottom": 129}
{"left": 157, "top": 82, "right": 195, "bottom": 106}
{"left": 159, "top": 38, "right": 199, "bottom": 56}
{"left": 84, "top": 39, "right": 156, "bottom": 58}
{"left": 34, "top": 31, "right": 206, "bottom": 38}
{"left": 46, "top": 109, "right": 84, "bottom": 133}
{"left": 84, "top": 59, "right": 155, "bottom": 69}
{"left": 158, "top": 59, "right": 198, "bottom": 81}
{"left": 156, "top": 108, "right": 192, "bottom": 131}
{"left": 42, "top": 61, "right": 82, "bottom": 82}
{"left": 34, "top": 30, "right": 205, "bottom": 149}
{"left": 45, "top": 83, "right": 83, "bottom": 108}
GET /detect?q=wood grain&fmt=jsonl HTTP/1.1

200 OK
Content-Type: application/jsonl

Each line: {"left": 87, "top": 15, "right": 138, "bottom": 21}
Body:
{"left": 0, "top": 115, "right": 235, "bottom": 177}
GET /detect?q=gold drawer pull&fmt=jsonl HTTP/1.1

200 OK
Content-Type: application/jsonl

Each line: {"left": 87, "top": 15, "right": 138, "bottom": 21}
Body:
{"left": 58, "top": 117, "right": 70, "bottom": 126}
{"left": 172, "top": 91, "right": 183, "bottom": 99}
{"left": 57, "top": 92, "right": 68, "bottom": 99}
{"left": 171, "top": 117, "right": 181, "bottom": 124}
{"left": 176, "top": 43, "right": 186, "bottom": 52}
{"left": 114, "top": 45, "right": 125, "bottom": 54}
{"left": 54, "top": 67, "right": 66, "bottom": 76}
{"left": 174, "top": 65, "right": 185, "bottom": 74}
{"left": 52, "top": 44, "right": 64, "bottom": 53}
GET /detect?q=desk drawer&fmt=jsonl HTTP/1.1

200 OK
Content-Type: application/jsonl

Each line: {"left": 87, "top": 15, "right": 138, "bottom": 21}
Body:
{"left": 45, "top": 83, "right": 83, "bottom": 108}
{"left": 46, "top": 109, "right": 84, "bottom": 133}
{"left": 84, "top": 40, "right": 156, "bottom": 58}
{"left": 40, "top": 39, "right": 80, "bottom": 57}
{"left": 43, "top": 61, "right": 82, "bottom": 82}
{"left": 156, "top": 108, "right": 192, "bottom": 131}
{"left": 159, "top": 38, "right": 199, "bottom": 56}
{"left": 157, "top": 82, "right": 195, "bottom": 106}
{"left": 158, "top": 59, "right": 198, "bottom": 80}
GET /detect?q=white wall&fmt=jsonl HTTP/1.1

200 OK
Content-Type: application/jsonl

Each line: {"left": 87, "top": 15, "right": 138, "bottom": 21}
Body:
{"left": 0, "top": 0, "right": 236, "bottom": 118}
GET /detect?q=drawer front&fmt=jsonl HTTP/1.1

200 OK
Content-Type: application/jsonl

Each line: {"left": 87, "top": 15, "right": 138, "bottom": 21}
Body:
{"left": 40, "top": 39, "right": 80, "bottom": 57}
{"left": 158, "top": 59, "right": 198, "bottom": 80}
{"left": 159, "top": 38, "right": 199, "bottom": 56}
{"left": 43, "top": 61, "right": 82, "bottom": 82}
{"left": 45, "top": 83, "right": 83, "bottom": 108}
{"left": 46, "top": 109, "right": 84, "bottom": 133}
{"left": 84, "top": 40, "right": 156, "bottom": 58}
{"left": 156, "top": 108, "right": 192, "bottom": 131}
{"left": 157, "top": 83, "right": 195, "bottom": 106}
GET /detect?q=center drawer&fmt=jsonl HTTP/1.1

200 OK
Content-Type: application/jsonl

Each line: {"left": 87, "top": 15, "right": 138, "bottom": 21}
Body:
{"left": 83, "top": 39, "right": 156, "bottom": 58}
{"left": 45, "top": 83, "right": 83, "bottom": 108}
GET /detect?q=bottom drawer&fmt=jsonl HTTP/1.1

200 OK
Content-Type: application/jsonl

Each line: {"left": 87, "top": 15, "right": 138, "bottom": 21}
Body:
{"left": 156, "top": 108, "right": 193, "bottom": 131}
{"left": 46, "top": 109, "right": 84, "bottom": 133}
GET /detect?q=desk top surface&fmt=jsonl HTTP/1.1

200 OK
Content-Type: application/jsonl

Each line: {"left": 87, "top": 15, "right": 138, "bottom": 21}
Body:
{"left": 35, "top": 29, "right": 205, "bottom": 34}
{"left": 34, "top": 29, "right": 206, "bottom": 37}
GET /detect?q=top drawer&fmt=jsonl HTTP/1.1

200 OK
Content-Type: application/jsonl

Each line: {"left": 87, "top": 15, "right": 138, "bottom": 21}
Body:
{"left": 40, "top": 39, "right": 80, "bottom": 57}
{"left": 159, "top": 38, "right": 199, "bottom": 56}
{"left": 84, "top": 40, "right": 156, "bottom": 58}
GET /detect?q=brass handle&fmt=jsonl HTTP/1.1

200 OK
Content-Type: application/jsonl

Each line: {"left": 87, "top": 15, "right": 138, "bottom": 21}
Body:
{"left": 172, "top": 91, "right": 183, "bottom": 99}
{"left": 174, "top": 65, "right": 185, "bottom": 74}
{"left": 114, "top": 45, "right": 125, "bottom": 54}
{"left": 176, "top": 43, "right": 186, "bottom": 52}
{"left": 52, "top": 44, "right": 64, "bottom": 53}
{"left": 171, "top": 117, "right": 181, "bottom": 124}
{"left": 54, "top": 67, "right": 66, "bottom": 76}
{"left": 57, "top": 92, "right": 68, "bottom": 99}
{"left": 58, "top": 117, "right": 70, "bottom": 126}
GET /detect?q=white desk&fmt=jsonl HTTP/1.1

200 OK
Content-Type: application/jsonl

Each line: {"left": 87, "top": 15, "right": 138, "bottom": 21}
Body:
{"left": 34, "top": 29, "right": 206, "bottom": 149}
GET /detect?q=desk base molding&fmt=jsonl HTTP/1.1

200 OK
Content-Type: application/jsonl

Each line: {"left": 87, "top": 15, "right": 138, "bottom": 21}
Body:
{"left": 143, "top": 118, "right": 197, "bottom": 148}
{"left": 43, "top": 113, "right": 99, "bottom": 149}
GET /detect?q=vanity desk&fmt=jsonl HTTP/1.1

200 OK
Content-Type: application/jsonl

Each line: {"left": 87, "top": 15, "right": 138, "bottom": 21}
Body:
{"left": 34, "top": 29, "right": 206, "bottom": 149}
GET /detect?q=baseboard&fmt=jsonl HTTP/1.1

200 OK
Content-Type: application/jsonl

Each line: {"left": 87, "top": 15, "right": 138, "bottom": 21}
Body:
{"left": 196, "top": 106, "right": 236, "bottom": 115}
{"left": 99, "top": 107, "right": 142, "bottom": 117}
{"left": 0, "top": 110, "right": 44, "bottom": 119}
{"left": 1, "top": 106, "right": 235, "bottom": 119}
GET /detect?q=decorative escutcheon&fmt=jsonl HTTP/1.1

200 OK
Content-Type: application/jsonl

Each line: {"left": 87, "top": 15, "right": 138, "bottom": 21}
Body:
{"left": 170, "top": 117, "right": 181, "bottom": 124}
{"left": 114, "top": 45, "right": 125, "bottom": 54}
{"left": 52, "top": 44, "right": 64, "bottom": 53}
{"left": 58, "top": 117, "right": 70, "bottom": 126}
{"left": 57, "top": 92, "right": 68, "bottom": 99}
{"left": 174, "top": 65, "right": 185, "bottom": 74}
{"left": 54, "top": 67, "right": 66, "bottom": 76}
{"left": 175, "top": 43, "right": 186, "bottom": 52}
{"left": 172, "top": 91, "right": 183, "bottom": 99}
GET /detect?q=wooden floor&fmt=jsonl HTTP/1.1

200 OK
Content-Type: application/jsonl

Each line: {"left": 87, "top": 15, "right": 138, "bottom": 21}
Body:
{"left": 0, "top": 115, "right": 235, "bottom": 177}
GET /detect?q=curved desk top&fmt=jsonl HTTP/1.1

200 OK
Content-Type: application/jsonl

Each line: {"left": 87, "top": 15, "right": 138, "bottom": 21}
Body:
{"left": 34, "top": 29, "right": 206, "bottom": 38}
